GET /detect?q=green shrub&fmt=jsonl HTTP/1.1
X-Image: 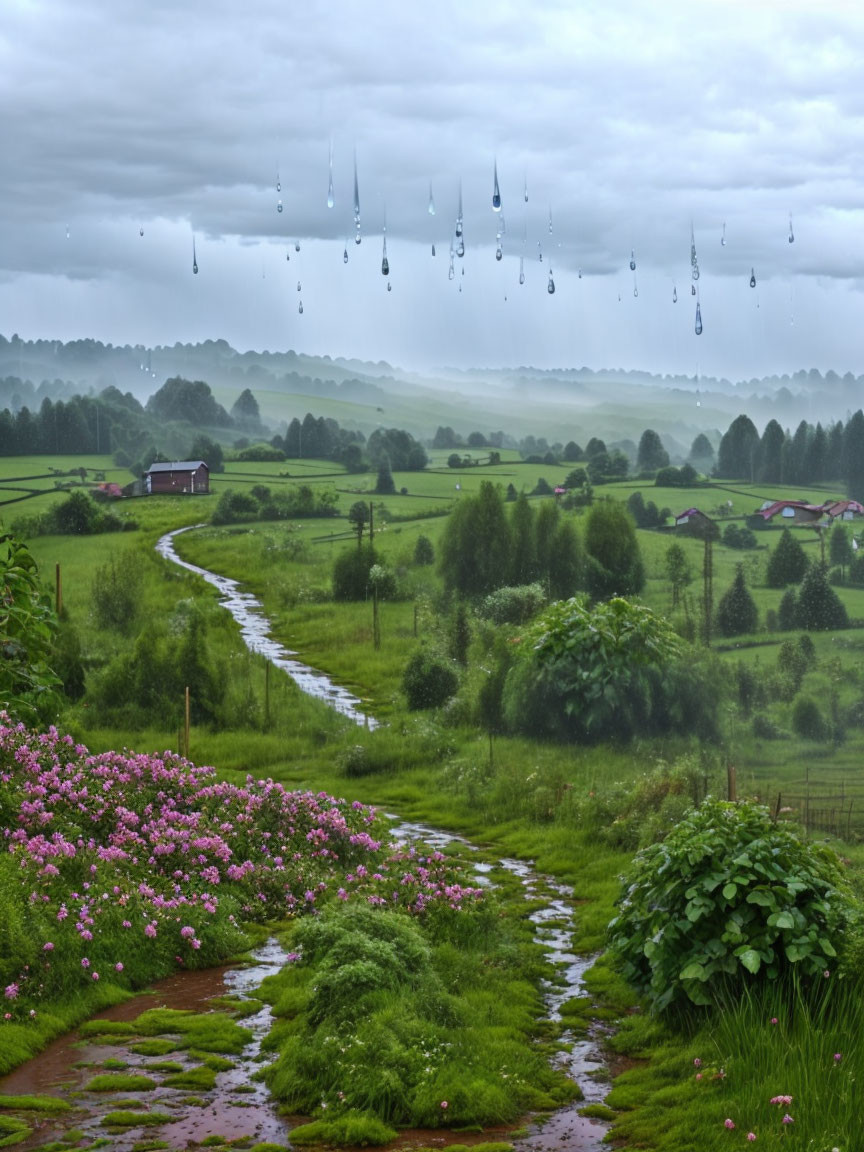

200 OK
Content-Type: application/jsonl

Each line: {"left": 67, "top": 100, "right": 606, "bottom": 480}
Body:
{"left": 332, "top": 546, "right": 376, "bottom": 601}
{"left": 402, "top": 648, "right": 459, "bottom": 710}
{"left": 477, "top": 583, "right": 547, "bottom": 625}
{"left": 413, "top": 536, "right": 434, "bottom": 566}
{"left": 792, "top": 695, "right": 829, "bottom": 741}
{"left": 608, "top": 800, "right": 855, "bottom": 1011}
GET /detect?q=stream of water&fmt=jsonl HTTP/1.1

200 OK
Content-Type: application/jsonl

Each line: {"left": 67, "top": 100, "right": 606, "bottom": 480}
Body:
{"left": 0, "top": 823, "right": 611, "bottom": 1151}
{"left": 0, "top": 530, "right": 622, "bottom": 1147}
{"left": 156, "top": 525, "right": 378, "bottom": 727}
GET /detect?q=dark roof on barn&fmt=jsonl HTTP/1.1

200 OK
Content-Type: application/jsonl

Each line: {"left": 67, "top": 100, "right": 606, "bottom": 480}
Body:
{"left": 145, "top": 460, "right": 209, "bottom": 474}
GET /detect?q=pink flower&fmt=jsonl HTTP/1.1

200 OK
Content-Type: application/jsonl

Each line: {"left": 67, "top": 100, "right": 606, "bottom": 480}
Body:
{"left": 440, "top": 1101, "right": 448, "bottom": 1110}
{"left": 782, "top": 1114, "right": 794, "bottom": 1125}
{"left": 115, "top": 963, "right": 123, "bottom": 972}
{"left": 834, "top": 1053, "right": 842, "bottom": 1063}
{"left": 693, "top": 1058, "right": 702, "bottom": 1068}
{"left": 770, "top": 1017, "right": 778, "bottom": 1025}
{"left": 695, "top": 1073, "right": 702, "bottom": 1081}
{"left": 29, "top": 1009, "right": 36, "bottom": 1018}
{"left": 770, "top": 1096, "right": 793, "bottom": 1107}
{"left": 724, "top": 1118, "right": 735, "bottom": 1129}
{"left": 92, "top": 972, "right": 99, "bottom": 981}
{"left": 824, "top": 969, "right": 830, "bottom": 978}
{"left": 747, "top": 1133, "right": 756, "bottom": 1142}
{"left": 144, "top": 923, "right": 157, "bottom": 938}
{"left": 81, "top": 958, "right": 90, "bottom": 968}
{"left": 4, "top": 984, "right": 19, "bottom": 1000}
{"left": 43, "top": 942, "right": 54, "bottom": 952}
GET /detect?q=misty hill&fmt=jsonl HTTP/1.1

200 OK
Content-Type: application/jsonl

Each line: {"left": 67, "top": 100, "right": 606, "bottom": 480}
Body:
{"left": 1, "top": 333, "right": 861, "bottom": 450}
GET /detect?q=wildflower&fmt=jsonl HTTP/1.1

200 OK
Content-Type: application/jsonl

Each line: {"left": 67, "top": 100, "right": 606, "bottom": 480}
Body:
{"left": 747, "top": 1134, "right": 756, "bottom": 1142}
{"left": 43, "top": 942, "right": 54, "bottom": 952}
{"left": 724, "top": 1118, "right": 735, "bottom": 1129}
{"left": 3, "top": 1013, "right": 10, "bottom": 1020}
{"left": 770, "top": 1096, "right": 793, "bottom": 1107}
{"left": 4, "top": 984, "right": 19, "bottom": 1000}
{"left": 81, "top": 958, "right": 90, "bottom": 968}
{"left": 834, "top": 1052, "right": 842, "bottom": 1063}
{"left": 695, "top": 1073, "right": 702, "bottom": 1081}
{"left": 29, "top": 1009, "right": 36, "bottom": 1018}
{"left": 92, "top": 971, "right": 99, "bottom": 981}
{"left": 440, "top": 1101, "right": 449, "bottom": 1110}
{"left": 693, "top": 1058, "right": 702, "bottom": 1068}
{"left": 782, "top": 1114, "right": 794, "bottom": 1125}
{"left": 770, "top": 1017, "right": 778, "bottom": 1025}
{"left": 115, "top": 963, "right": 123, "bottom": 972}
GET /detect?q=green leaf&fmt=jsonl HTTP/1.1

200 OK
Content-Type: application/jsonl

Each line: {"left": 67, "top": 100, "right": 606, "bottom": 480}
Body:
{"left": 819, "top": 938, "right": 837, "bottom": 957}
{"left": 771, "top": 911, "right": 795, "bottom": 930}
{"left": 722, "top": 883, "right": 738, "bottom": 900}
{"left": 737, "top": 949, "right": 762, "bottom": 974}
{"left": 746, "top": 889, "right": 775, "bottom": 907}
{"left": 679, "top": 961, "right": 707, "bottom": 981}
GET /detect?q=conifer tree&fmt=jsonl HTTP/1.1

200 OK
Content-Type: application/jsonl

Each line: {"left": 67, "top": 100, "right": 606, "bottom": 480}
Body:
{"left": 765, "top": 528, "right": 808, "bottom": 588}
{"left": 797, "top": 563, "right": 848, "bottom": 631}
{"left": 715, "top": 564, "right": 758, "bottom": 637}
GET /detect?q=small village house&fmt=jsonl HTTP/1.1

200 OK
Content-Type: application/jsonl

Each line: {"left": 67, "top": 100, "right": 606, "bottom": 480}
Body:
{"left": 144, "top": 460, "right": 210, "bottom": 495}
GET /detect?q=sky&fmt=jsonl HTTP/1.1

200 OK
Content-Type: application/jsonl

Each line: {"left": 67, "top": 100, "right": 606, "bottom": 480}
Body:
{"left": 2, "top": 0, "right": 864, "bottom": 381}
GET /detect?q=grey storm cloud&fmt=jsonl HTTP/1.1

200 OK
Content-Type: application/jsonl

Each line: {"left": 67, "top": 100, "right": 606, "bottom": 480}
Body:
{"left": 2, "top": 0, "right": 864, "bottom": 377}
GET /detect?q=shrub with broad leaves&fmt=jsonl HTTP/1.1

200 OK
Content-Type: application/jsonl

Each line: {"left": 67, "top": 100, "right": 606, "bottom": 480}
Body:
{"left": 608, "top": 800, "right": 854, "bottom": 1011}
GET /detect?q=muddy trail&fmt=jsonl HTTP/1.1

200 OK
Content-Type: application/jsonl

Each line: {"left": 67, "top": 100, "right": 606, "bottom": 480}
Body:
{"left": 0, "top": 820, "right": 613, "bottom": 1152}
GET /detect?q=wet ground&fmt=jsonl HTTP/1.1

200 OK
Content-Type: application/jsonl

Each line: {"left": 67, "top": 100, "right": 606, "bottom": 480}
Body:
{"left": 1, "top": 820, "right": 614, "bottom": 1152}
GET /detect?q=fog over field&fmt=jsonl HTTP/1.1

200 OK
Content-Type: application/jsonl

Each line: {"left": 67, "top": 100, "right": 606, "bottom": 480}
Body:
{"left": 2, "top": 1, "right": 864, "bottom": 379}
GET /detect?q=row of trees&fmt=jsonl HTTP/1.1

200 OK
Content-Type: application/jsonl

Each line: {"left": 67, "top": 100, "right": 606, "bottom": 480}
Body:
{"left": 437, "top": 484, "right": 645, "bottom": 602}
{"left": 718, "top": 410, "right": 864, "bottom": 496}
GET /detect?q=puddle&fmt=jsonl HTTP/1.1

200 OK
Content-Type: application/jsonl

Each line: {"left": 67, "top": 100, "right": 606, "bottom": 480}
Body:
{"left": 156, "top": 525, "right": 378, "bottom": 728}
{"left": 0, "top": 938, "right": 295, "bottom": 1151}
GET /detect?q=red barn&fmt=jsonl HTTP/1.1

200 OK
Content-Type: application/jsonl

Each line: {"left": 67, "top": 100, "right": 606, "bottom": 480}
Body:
{"left": 144, "top": 460, "right": 210, "bottom": 495}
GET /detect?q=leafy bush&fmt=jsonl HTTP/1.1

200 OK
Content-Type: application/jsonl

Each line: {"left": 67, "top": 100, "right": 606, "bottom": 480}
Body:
{"left": 402, "top": 648, "right": 459, "bottom": 710}
{"left": 608, "top": 800, "right": 854, "bottom": 1011}
{"left": 792, "top": 695, "right": 829, "bottom": 741}
{"left": 332, "top": 546, "right": 376, "bottom": 601}
{"left": 477, "top": 583, "right": 547, "bottom": 625}
{"left": 722, "top": 523, "right": 757, "bottom": 549}
{"left": 413, "top": 535, "right": 434, "bottom": 565}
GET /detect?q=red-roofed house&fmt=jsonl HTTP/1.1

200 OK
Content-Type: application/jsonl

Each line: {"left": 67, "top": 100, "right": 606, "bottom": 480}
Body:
{"left": 823, "top": 499, "right": 864, "bottom": 523}
{"left": 755, "top": 499, "right": 824, "bottom": 525}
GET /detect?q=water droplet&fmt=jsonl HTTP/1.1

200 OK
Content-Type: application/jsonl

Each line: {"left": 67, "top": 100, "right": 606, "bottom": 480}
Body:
{"left": 721, "top": 221, "right": 726, "bottom": 247}
{"left": 381, "top": 254, "right": 389, "bottom": 276}
{"left": 492, "top": 160, "right": 501, "bottom": 212}
{"left": 456, "top": 238, "right": 464, "bottom": 258}
{"left": 537, "top": 241, "right": 543, "bottom": 262}
{"left": 629, "top": 249, "right": 636, "bottom": 272}
{"left": 461, "top": 266, "right": 465, "bottom": 276}
{"left": 695, "top": 302, "right": 703, "bottom": 335}
{"left": 524, "top": 175, "right": 528, "bottom": 203}
{"left": 672, "top": 286, "right": 678, "bottom": 303}
{"left": 353, "top": 152, "right": 360, "bottom": 218}
{"left": 692, "top": 262, "right": 700, "bottom": 281}
{"left": 431, "top": 242, "right": 436, "bottom": 256}
{"left": 277, "top": 200, "right": 283, "bottom": 213}
{"left": 448, "top": 261, "right": 455, "bottom": 281}
{"left": 548, "top": 208, "right": 553, "bottom": 234}
{"left": 192, "top": 237, "right": 198, "bottom": 275}
{"left": 691, "top": 284, "right": 696, "bottom": 296}
{"left": 355, "top": 232, "right": 361, "bottom": 245}
{"left": 633, "top": 284, "right": 638, "bottom": 298}
{"left": 298, "top": 301, "right": 303, "bottom": 315}
{"left": 387, "top": 282, "right": 392, "bottom": 292}
{"left": 428, "top": 184, "right": 436, "bottom": 216}
{"left": 343, "top": 247, "right": 348, "bottom": 264}
{"left": 276, "top": 171, "right": 281, "bottom": 193}
{"left": 327, "top": 180, "right": 334, "bottom": 209}
{"left": 455, "top": 219, "right": 463, "bottom": 238}
{"left": 519, "top": 255, "right": 525, "bottom": 284}
{"left": 139, "top": 227, "right": 144, "bottom": 237}
{"left": 65, "top": 226, "right": 70, "bottom": 239}
{"left": 193, "top": 261, "right": 198, "bottom": 275}
{"left": 547, "top": 271, "right": 555, "bottom": 295}
{"left": 295, "top": 241, "right": 300, "bottom": 252}
{"left": 286, "top": 251, "right": 290, "bottom": 261}
{"left": 750, "top": 268, "right": 756, "bottom": 288}
{"left": 297, "top": 281, "right": 301, "bottom": 292}
{"left": 788, "top": 217, "right": 795, "bottom": 243}
{"left": 496, "top": 245, "right": 502, "bottom": 261}
{"left": 578, "top": 269, "right": 582, "bottom": 279}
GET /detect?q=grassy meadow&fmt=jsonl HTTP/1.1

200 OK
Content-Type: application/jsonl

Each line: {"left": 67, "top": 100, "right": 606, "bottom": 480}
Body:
{"left": 3, "top": 446, "right": 864, "bottom": 1151}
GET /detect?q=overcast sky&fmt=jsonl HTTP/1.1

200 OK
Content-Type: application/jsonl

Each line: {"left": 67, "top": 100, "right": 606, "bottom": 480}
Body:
{"left": 2, "top": 0, "right": 864, "bottom": 381}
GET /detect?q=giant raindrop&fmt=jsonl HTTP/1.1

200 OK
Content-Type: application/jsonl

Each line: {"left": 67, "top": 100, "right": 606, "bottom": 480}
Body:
{"left": 750, "top": 268, "right": 757, "bottom": 287}
{"left": 695, "top": 302, "right": 703, "bottom": 335}
{"left": 492, "top": 161, "right": 501, "bottom": 212}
